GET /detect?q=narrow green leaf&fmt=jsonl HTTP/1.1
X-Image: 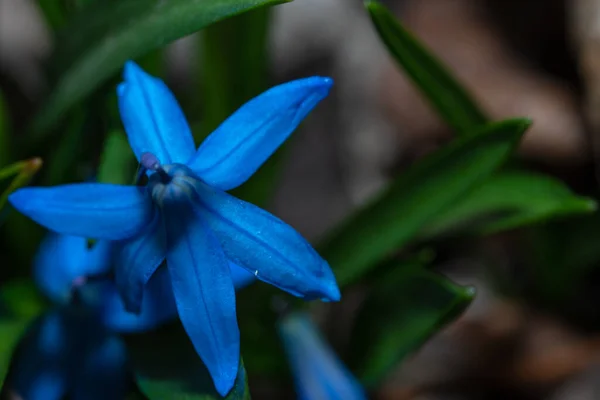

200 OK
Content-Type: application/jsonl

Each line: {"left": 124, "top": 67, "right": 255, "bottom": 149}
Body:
{"left": 319, "top": 119, "right": 530, "bottom": 287}
{"left": 365, "top": 0, "right": 487, "bottom": 134}
{"left": 0, "top": 161, "right": 31, "bottom": 182}
{"left": 0, "top": 158, "right": 43, "bottom": 212}
{"left": 349, "top": 264, "right": 474, "bottom": 386}
{"left": 30, "top": 0, "right": 291, "bottom": 141}
{"left": 127, "top": 323, "right": 251, "bottom": 400}
{"left": 97, "top": 130, "right": 137, "bottom": 185}
{"left": 421, "top": 171, "right": 597, "bottom": 238}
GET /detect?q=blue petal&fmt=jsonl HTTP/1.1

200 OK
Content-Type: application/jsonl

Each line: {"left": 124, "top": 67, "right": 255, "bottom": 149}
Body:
{"left": 188, "top": 77, "right": 333, "bottom": 191}
{"left": 114, "top": 211, "right": 166, "bottom": 313}
{"left": 85, "top": 240, "right": 114, "bottom": 275}
{"left": 34, "top": 234, "right": 114, "bottom": 304}
{"left": 192, "top": 181, "right": 340, "bottom": 301}
{"left": 164, "top": 202, "right": 240, "bottom": 397}
{"left": 230, "top": 262, "right": 256, "bottom": 290}
{"left": 278, "top": 313, "right": 367, "bottom": 400}
{"left": 88, "top": 268, "right": 177, "bottom": 333}
{"left": 9, "top": 184, "right": 153, "bottom": 240}
{"left": 34, "top": 233, "right": 89, "bottom": 303}
{"left": 71, "top": 333, "right": 128, "bottom": 400}
{"left": 118, "top": 61, "right": 195, "bottom": 165}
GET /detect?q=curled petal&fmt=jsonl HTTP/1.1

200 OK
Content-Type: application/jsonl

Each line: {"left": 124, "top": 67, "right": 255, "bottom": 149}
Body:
{"left": 164, "top": 202, "right": 240, "bottom": 396}
{"left": 193, "top": 181, "right": 340, "bottom": 301}
{"left": 188, "top": 77, "right": 333, "bottom": 190}
{"left": 278, "top": 313, "right": 367, "bottom": 400}
{"left": 9, "top": 184, "right": 152, "bottom": 240}
{"left": 118, "top": 61, "right": 195, "bottom": 165}
{"left": 114, "top": 211, "right": 166, "bottom": 313}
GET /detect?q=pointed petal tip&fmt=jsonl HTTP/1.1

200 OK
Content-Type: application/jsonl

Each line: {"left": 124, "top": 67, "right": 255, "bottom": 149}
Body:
{"left": 213, "top": 364, "right": 239, "bottom": 397}
{"left": 8, "top": 188, "right": 32, "bottom": 214}
{"left": 319, "top": 76, "right": 334, "bottom": 88}
{"left": 8, "top": 189, "right": 22, "bottom": 207}
{"left": 315, "top": 261, "right": 341, "bottom": 302}
{"left": 322, "top": 281, "right": 341, "bottom": 302}
{"left": 300, "top": 76, "right": 334, "bottom": 94}
{"left": 123, "top": 60, "right": 145, "bottom": 81}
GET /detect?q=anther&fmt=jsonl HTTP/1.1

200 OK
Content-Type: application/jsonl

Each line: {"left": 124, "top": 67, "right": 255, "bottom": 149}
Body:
{"left": 140, "top": 152, "right": 161, "bottom": 171}
{"left": 138, "top": 152, "right": 171, "bottom": 184}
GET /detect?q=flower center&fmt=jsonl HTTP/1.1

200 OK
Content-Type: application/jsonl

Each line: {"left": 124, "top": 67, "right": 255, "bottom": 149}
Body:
{"left": 149, "top": 163, "right": 198, "bottom": 207}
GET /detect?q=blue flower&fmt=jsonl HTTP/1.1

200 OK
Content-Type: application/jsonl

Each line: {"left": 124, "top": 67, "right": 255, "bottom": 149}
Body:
{"left": 9, "top": 62, "right": 340, "bottom": 395}
{"left": 11, "top": 231, "right": 257, "bottom": 399}
{"left": 9, "top": 307, "right": 129, "bottom": 400}
{"left": 278, "top": 312, "right": 367, "bottom": 400}
{"left": 9, "top": 233, "right": 127, "bottom": 400}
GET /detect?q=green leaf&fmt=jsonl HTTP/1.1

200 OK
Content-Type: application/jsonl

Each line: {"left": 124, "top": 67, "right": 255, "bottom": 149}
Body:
{"left": 97, "top": 130, "right": 137, "bottom": 185}
{"left": 319, "top": 119, "right": 530, "bottom": 287}
{"left": 30, "top": 0, "right": 291, "bottom": 142}
{"left": 127, "top": 323, "right": 251, "bottom": 400}
{"left": 0, "top": 158, "right": 44, "bottom": 213}
{"left": 198, "top": 7, "right": 271, "bottom": 138}
{"left": 421, "top": 171, "right": 597, "bottom": 238}
{"left": 44, "top": 108, "right": 86, "bottom": 185}
{"left": 0, "top": 280, "right": 48, "bottom": 386}
{"left": 197, "top": 7, "right": 282, "bottom": 207}
{"left": 35, "top": 1, "right": 68, "bottom": 31}
{"left": 365, "top": 0, "right": 487, "bottom": 134}
{"left": 349, "top": 264, "right": 474, "bottom": 386}
{"left": 0, "top": 280, "right": 48, "bottom": 320}
{"left": 0, "top": 319, "right": 31, "bottom": 387}
{"left": 0, "top": 90, "right": 10, "bottom": 168}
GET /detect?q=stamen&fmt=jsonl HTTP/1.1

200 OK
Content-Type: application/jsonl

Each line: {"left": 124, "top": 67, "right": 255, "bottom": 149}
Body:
{"left": 140, "top": 152, "right": 161, "bottom": 171}
{"left": 137, "top": 152, "right": 171, "bottom": 184}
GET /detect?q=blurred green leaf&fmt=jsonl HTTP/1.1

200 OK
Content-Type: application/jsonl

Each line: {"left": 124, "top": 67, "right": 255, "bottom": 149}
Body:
{"left": 0, "top": 319, "right": 30, "bottom": 387}
{"left": 36, "top": 1, "right": 67, "bottom": 31}
{"left": 198, "top": 7, "right": 271, "bottom": 138}
{"left": 0, "top": 158, "right": 45, "bottom": 263}
{"left": 30, "top": 0, "right": 291, "bottom": 142}
{"left": 517, "top": 212, "right": 600, "bottom": 326}
{"left": 0, "top": 280, "right": 48, "bottom": 386}
{"left": 421, "top": 171, "right": 597, "bottom": 238}
{"left": 319, "top": 119, "right": 530, "bottom": 287}
{"left": 44, "top": 109, "right": 86, "bottom": 185}
{"left": 0, "top": 91, "right": 10, "bottom": 168}
{"left": 349, "top": 264, "right": 474, "bottom": 386}
{"left": 97, "top": 130, "right": 136, "bottom": 185}
{"left": 127, "top": 323, "right": 251, "bottom": 400}
{"left": 0, "top": 161, "right": 30, "bottom": 182}
{"left": 0, "top": 280, "right": 48, "bottom": 320}
{"left": 365, "top": 0, "right": 487, "bottom": 134}
{"left": 198, "top": 7, "right": 281, "bottom": 207}
{"left": 0, "top": 158, "right": 43, "bottom": 214}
